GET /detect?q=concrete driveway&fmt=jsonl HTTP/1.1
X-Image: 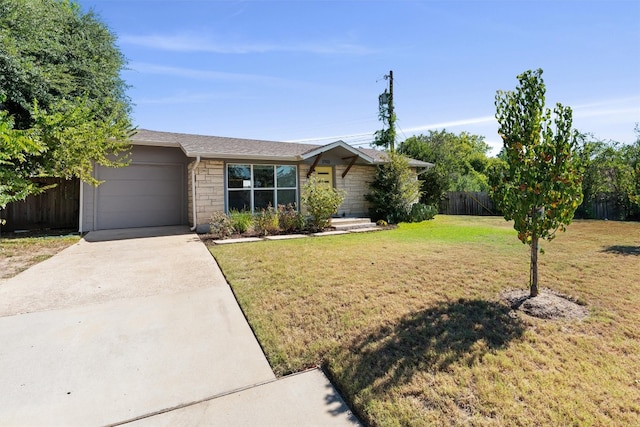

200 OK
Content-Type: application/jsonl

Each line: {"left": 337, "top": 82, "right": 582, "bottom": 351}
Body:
{"left": 0, "top": 226, "right": 359, "bottom": 426}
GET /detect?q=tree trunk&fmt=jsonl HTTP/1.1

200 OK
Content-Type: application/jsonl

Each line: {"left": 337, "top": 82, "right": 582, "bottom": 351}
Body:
{"left": 530, "top": 234, "right": 539, "bottom": 297}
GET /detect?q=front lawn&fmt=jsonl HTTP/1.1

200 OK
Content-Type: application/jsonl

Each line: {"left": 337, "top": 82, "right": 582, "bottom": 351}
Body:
{"left": 0, "top": 234, "right": 80, "bottom": 279}
{"left": 209, "top": 216, "right": 640, "bottom": 426}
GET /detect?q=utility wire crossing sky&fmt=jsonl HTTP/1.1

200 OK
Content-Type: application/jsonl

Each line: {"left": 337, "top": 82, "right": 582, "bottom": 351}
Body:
{"left": 80, "top": 0, "right": 640, "bottom": 155}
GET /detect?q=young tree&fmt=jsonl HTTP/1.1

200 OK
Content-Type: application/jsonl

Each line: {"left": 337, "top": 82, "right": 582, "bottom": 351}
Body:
{"left": 491, "top": 69, "right": 583, "bottom": 297}
{"left": 0, "top": 0, "right": 132, "bottom": 205}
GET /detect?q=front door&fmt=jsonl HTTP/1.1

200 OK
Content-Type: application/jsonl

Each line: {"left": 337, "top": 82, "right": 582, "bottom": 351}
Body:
{"left": 314, "top": 166, "right": 333, "bottom": 188}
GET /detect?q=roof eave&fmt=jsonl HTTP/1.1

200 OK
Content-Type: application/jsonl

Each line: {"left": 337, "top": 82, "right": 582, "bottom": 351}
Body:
{"left": 131, "top": 139, "right": 182, "bottom": 148}
{"left": 184, "top": 152, "right": 301, "bottom": 162}
{"left": 300, "top": 140, "right": 375, "bottom": 164}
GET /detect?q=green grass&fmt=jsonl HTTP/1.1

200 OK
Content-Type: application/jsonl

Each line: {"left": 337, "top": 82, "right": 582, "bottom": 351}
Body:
{"left": 209, "top": 215, "right": 640, "bottom": 426}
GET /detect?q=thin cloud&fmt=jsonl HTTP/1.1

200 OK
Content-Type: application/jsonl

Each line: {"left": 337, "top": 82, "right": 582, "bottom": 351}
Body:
{"left": 571, "top": 96, "right": 640, "bottom": 111}
{"left": 287, "top": 131, "right": 374, "bottom": 144}
{"left": 572, "top": 96, "right": 640, "bottom": 121}
{"left": 120, "top": 33, "right": 375, "bottom": 55}
{"left": 402, "top": 116, "right": 497, "bottom": 134}
{"left": 126, "top": 62, "right": 293, "bottom": 85}
{"left": 574, "top": 107, "right": 640, "bottom": 120}
{"left": 136, "top": 91, "right": 253, "bottom": 106}
{"left": 287, "top": 116, "right": 498, "bottom": 145}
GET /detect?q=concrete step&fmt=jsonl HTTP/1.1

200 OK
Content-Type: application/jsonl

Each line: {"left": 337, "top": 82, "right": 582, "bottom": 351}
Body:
{"left": 330, "top": 217, "right": 378, "bottom": 231}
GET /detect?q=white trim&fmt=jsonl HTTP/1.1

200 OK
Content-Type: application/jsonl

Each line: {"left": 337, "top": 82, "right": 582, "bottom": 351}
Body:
{"left": 78, "top": 180, "right": 84, "bottom": 233}
{"left": 185, "top": 152, "right": 300, "bottom": 162}
{"left": 190, "top": 155, "right": 201, "bottom": 231}
{"left": 226, "top": 163, "right": 298, "bottom": 212}
{"left": 131, "top": 140, "right": 182, "bottom": 149}
{"left": 300, "top": 140, "right": 375, "bottom": 164}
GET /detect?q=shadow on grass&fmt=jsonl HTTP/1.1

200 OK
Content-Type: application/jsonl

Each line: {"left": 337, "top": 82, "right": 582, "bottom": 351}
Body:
{"left": 336, "top": 299, "right": 526, "bottom": 395}
{"left": 601, "top": 245, "right": 640, "bottom": 256}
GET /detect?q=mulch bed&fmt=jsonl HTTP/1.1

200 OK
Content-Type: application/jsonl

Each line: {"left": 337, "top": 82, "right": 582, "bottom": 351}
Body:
{"left": 501, "top": 288, "right": 589, "bottom": 320}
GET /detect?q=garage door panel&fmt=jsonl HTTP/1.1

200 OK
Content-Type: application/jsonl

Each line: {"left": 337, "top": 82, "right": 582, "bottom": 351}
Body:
{"left": 95, "top": 163, "right": 185, "bottom": 230}
{"left": 97, "top": 210, "right": 180, "bottom": 229}
{"left": 97, "top": 181, "right": 182, "bottom": 197}
{"left": 97, "top": 195, "right": 180, "bottom": 213}
{"left": 99, "top": 164, "right": 181, "bottom": 181}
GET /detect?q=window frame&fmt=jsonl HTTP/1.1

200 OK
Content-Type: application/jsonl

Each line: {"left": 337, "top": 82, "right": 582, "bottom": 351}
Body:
{"left": 226, "top": 163, "right": 298, "bottom": 212}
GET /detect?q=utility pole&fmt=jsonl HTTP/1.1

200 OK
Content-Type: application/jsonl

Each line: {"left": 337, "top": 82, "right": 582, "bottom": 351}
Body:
{"left": 387, "top": 70, "right": 394, "bottom": 124}
{"left": 386, "top": 70, "right": 395, "bottom": 152}
{"left": 374, "top": 70, "right": 396, "bottom": 152}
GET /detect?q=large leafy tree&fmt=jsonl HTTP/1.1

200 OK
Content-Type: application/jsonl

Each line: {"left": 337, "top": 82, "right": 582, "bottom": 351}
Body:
{"left": 398, "top": 130, "right": 495, "bottom": 206}
{"left": 0, "top": 0, "right": 132, "bottom": 208}
{"left": 0, "top": 105, "right": 46, "bottom": 208}
{"left": 577, "top": 130, "right": 640, "bottom": 220}
{"left": 491, "top": 69, "right": 583, "bottom": 297}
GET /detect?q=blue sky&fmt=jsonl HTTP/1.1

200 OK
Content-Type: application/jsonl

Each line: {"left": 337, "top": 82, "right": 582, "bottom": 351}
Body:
{"left": 79, "top": 0, "right": 640, "bottom": 155}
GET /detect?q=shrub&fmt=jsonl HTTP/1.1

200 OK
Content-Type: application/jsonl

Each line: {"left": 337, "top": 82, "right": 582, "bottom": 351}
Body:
{"left": 409, "top": 203, "right": 437, "bottom": 222}
{"left": 301, "top": 175, "right": 346, "bottom": 230}
{"left": 209, "top": 211, "right": 234, "bottom": 239}
{"left": 254, "top": 204, "right": 280, "bottom": 236}
{"left": 278, "top": 204, "right": 306, "bottom": 233}
{"left": 419, "top": 165, "right": 449, "bottom": 206}
{"left": 365, "top": 151, "right": 422, "bottom": 224}
{"left": 229, "top": 209, "right": 253, "bottom": 234}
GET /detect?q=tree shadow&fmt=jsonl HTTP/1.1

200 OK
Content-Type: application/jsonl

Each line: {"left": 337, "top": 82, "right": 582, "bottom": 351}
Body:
{"left": 601, "top": 245, "right": 640, "bottom": 256}
{"left": 338, "top": 299, "right": 526, "bottom": 395}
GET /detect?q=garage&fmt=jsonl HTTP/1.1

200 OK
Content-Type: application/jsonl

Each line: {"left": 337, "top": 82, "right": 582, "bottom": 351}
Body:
{"left": 81, "top": 145, "right": 188, "bottom": 231}
{"left": 94, "top": 163, "right": 184, "bottom": 230}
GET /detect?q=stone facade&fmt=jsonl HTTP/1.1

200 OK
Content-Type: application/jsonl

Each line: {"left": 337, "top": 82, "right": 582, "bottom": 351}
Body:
{"left": 297, "top": 164, "right": 375, "bottom": 217}
{"left": 189, "top": 159, "right": 224, "bottom": 230}
{"left": 189, "top": 160, "right": 419, "bottom": 230}
{"left": 334, "top": 164, "right": 375, "bottom": 217}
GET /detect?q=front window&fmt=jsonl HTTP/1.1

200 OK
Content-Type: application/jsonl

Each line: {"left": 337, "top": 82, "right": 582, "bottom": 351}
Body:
{"left": 227, "top": 164, "right": 298, "bottom": 212}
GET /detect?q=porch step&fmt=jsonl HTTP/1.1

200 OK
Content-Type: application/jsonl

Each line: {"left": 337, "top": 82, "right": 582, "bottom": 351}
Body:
{"left": 330, "top": 217, "right": 378, "bottom": 231}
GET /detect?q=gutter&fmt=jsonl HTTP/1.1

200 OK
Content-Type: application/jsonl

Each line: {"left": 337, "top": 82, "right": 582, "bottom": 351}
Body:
{"left": 78, "top": 179, "right": 84, "bottom": 233}
{"left": 185, "top": 152, "right": 300, "bottom": 162}
{"left": 190, "top": 155, "right": 201, "bottom": 231}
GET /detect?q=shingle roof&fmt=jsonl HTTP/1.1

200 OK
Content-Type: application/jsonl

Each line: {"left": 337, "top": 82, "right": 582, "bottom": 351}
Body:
{"left": 130, "top": 129, "right": 432, "bottom": 167}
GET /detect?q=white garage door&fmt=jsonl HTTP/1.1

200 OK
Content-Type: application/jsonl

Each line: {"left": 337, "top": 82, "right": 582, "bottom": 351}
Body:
{"left": 95, "top": 163, "right": 184, "bottom": 230}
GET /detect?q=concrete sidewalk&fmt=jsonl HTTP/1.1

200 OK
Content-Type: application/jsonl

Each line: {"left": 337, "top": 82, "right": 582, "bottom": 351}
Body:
{"left": 127, "top": 369, "right": 358, "bottom": 427}
{"left": 0, "top": 226, "right": 359, "bottom": 426}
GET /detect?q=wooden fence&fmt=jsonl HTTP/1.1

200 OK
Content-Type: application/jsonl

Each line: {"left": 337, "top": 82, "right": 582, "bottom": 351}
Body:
{"left": 1, "top": 178, "right": 79, "bottom": 232}
{"left": 576, "top": 198, "right": 624, "bottom": 221}
{"left": 440, "top": 191, "right": 633, "bottom": 220}
{"left": 439, "top": 192, "right": 498, "bottom": 216}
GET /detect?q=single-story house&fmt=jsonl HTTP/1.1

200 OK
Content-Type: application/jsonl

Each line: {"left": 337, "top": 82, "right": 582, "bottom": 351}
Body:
{"left": 79, "top": 129, "right": 432, "bottom": 233}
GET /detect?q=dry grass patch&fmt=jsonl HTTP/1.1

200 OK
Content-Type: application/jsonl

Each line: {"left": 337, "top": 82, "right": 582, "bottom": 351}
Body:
{"left": 0, "top": 234, "right": 80, "bottom": 279}
{"left": 208, "top": 216, "right": 640, "bottom": 426}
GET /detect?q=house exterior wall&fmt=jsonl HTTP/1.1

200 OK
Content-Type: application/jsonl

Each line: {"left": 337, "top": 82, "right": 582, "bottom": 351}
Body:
{"left": 297, "top": 163, "right": 375, "bottom": 217}
{"left": 190, "top": 159, "right": 225, "bottom": 232}
{"left": 334, "top": 164, "right": 375, "bottom": 217}
{"left": 80, "top": 135, "right": 427, "bottom": 233}
{"left": 81, "top": 181, "right": 96, "bottom": 232}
